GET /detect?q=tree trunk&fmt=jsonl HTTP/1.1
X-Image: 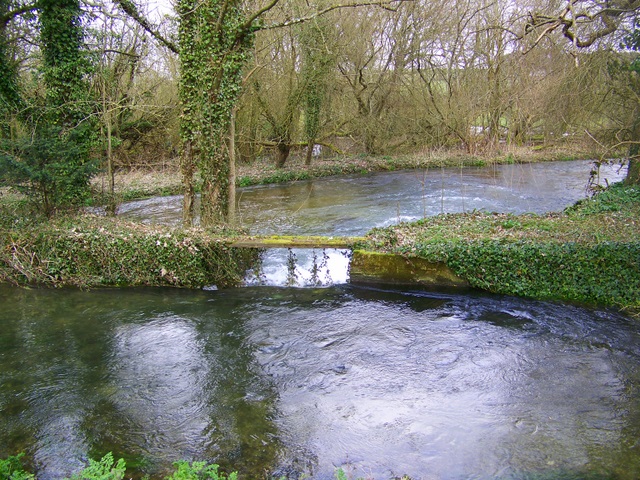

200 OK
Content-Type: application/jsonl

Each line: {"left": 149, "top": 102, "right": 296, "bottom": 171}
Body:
{"left": 200, "top": 147, "right": 229, "bottom": 226}
{"left": 106, "top": 113, "right": 116, "bottom": 216}
{"left": 181, "top": 140, "right": 195, "bottom": 227}
{"left": 305, "top": 142, "right": 314, "bottom": 166}
{"left": 627, "top": 114, "right": 640, "bottom": 185}
{"left": 228, "top": 107, "right": 237, "bottom": 223}
{"left": 626, "top": 157, "right": 640, "bottom": 185}
{"left": 275, "top": 142, "right": 291, "bottom": 168}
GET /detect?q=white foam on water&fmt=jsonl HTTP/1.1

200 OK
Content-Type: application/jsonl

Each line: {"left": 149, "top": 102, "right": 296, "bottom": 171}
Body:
{"left": 244, "top": 248, "right": 351, "bottom": 287}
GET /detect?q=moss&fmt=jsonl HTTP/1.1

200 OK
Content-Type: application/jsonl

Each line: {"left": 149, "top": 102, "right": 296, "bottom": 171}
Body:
{"left": 350, "top": 250, "right": 468, "bottom": 288}
{"left": 230, "top": 235, "right": 361, "bottom": 248}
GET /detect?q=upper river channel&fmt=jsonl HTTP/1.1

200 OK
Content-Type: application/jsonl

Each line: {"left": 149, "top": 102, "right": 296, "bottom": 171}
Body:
{"left": 1, "top": 160, "right": 639, "bottom": 480}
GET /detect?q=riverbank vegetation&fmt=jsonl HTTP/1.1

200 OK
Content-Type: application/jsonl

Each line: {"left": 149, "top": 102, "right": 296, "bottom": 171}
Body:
{"left": 0, "top": 452, "right": 241, "bottom": 480}
{"left": 0, "top": 209, "right": 256, "bottom": 288}
{"left": 90, "top": 144, "right": 596, "bottom": 203}
{"left": 357, "top": 183, "right": 640, "bottom": 311}
{"left": 1, "top": 452, "right": 384, "bottom": 480}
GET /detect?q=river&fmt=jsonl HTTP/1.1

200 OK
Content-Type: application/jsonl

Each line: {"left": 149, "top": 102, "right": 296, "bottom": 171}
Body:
{"left": 1, "top": 160, "right": 638, "bottom": 480}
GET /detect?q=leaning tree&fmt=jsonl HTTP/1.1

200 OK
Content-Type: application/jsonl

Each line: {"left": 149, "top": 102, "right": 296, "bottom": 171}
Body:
{"left": 525, "top": 0, "right": 640, "bottom": 184}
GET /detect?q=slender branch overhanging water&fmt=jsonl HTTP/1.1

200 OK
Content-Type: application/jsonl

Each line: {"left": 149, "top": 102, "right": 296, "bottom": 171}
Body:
{"left": 1, "top": 160, "right": 638, "bottom": 480}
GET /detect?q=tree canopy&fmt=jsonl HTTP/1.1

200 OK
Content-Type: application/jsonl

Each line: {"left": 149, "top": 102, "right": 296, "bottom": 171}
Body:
{"left": 0, "top": 0, "right": 638, "bottom": 221}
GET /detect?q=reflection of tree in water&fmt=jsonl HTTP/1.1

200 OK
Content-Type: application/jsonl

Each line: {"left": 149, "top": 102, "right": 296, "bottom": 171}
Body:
{"left": 200, "top": 297, "right": 282, "bottom": 477}
{"left": 286, "top": 248, "right": 298, "bottom": 287}
{"left": 287, "top": 248, "right": 335, "bottom": 287}
{"left": 99, "top": 290, "right": 282, "bottom": 478}
{"left": 0, "top": 288, "right": 282, "bottom": 479}
{"left": 0, "top": 288, "right": 117, "bottom": 478}
{"left": 308, "top": 249, "right": 331, "bottom": 287}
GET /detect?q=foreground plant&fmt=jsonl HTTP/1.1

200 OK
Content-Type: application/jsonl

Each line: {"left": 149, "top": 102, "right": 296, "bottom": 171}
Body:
{"left": 2, "top": 453, "right": 403, "bottom": 479}
{"left": 67, "top": 453, "right": 125, "bottom": 480}
{"left": 0, "top": 453, "right": 34, "bottom": 480}
{"left": 165, "top": 461, "right": 237, "bottom": 480}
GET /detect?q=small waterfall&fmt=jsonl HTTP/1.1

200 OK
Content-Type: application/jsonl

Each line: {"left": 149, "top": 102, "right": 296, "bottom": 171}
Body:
{"left": 244, "top": 248, "right": 351, "bottom": 287}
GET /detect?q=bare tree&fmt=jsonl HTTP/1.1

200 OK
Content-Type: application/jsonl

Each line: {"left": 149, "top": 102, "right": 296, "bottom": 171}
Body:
{"left": 525, "top": 0, "right": 640, "bottom": 49}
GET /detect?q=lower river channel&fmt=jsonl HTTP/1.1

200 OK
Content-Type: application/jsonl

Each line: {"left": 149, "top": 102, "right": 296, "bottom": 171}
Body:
{"left": 1, "top": 160, "right": 638, "bottom": 479}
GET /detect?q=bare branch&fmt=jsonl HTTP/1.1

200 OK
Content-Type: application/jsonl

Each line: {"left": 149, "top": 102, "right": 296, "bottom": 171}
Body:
{"left": 525, "top": 0, "right": 640, "bottom": 49}
{"left": 112, "top": 0, "right": 178, "bottom": 54}
{"left": 241, "top": 0, "right": 280, "bottom": 33}
{"left": 257, "top": 0, "right": 409, "bottom": 31}
{"left": 1, "top": 3, "right": 37, "bottom": 28}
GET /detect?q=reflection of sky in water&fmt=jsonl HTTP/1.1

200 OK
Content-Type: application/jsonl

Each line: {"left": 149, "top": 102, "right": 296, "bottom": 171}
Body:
{"left": 0, "top": 286, "right": 639, "bottom": 479}
{"left": 30, "top": 383, "right": 89, "bottom": 479}
{"left": 109, "top": 316, "right": 212, "bottom": 460}
{"left": 249, "top": 290, "right": 633, "bottom": 479}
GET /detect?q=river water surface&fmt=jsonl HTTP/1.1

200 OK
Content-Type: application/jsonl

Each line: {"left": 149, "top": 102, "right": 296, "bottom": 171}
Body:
{"left": 1, "top": 160, "right": 639, "bottom": 480}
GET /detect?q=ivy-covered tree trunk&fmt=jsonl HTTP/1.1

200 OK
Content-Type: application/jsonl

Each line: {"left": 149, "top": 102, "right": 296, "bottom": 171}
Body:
{"left": 40, "top": 0, "right": 86, "bottom": 126}
{"left": 37, "top": 0, "right": 95, "bottom": 214}
{"left": 300, "top": 17, "right": 335, "bottom": 166}
{"left": 626, "top": 114, "right": 640, "bottom": 185}
{"left": 0, "top": 0, "right": 23, "bottom": 138}
{"left": 628, "top": 158, "right": 640, "bottom": 184}
{"left": 177, "top": 0, "right": 198, "bottom": 226}
{"left": 177, "top": 0, "right": 253, "bottom": 227}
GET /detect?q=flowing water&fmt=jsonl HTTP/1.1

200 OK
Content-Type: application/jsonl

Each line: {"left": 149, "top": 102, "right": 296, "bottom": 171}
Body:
{"left": 118, "top": 160, "right": 626, "bottom": 286}
{"left": 118, "top": 160, "right": 625, "bottom": 234}
{"left": 1, "top": 160, "right": 639, "bottom": 480}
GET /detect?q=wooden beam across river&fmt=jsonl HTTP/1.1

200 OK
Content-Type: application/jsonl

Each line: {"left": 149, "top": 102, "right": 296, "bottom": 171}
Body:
{"left": 230, "top": 235, "right": 363, "bottom": 249}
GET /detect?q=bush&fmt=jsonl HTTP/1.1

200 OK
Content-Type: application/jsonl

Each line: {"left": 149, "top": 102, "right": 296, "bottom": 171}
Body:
{"left": 0, "top": 124, "right": 97, "bottom": 216}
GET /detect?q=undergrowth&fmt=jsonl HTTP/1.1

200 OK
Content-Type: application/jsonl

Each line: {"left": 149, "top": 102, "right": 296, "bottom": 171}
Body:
{"left": 0, "top": 215, "right": 257, "bottom": 288}
{"left": 0, "top": 453, "right": 237, "bottom": 480}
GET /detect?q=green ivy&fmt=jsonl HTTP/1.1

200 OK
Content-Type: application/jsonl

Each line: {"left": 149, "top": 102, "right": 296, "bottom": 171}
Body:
{"left": 299, "top": 16, "right": 336, "bottom": 163}
{"left": 0, "top": 0, "right": 97, "bottom": 215}
{"left": 178, "top": 0, "right": 254, "bottom": 226}
{"left": 424, "top": 240, "right": 640, "bottom": 307}
{"left": 0, "top": 217, "right": 258, "bottom": 288}
{"left": 359, "top": 183, "right": 640, "bottom": 310}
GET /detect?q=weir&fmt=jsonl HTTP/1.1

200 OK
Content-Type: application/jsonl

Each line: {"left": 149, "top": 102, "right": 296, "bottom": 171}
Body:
{"left": 230, "top": 235, "right": 468, "bottom": 288}
{"left": 230, "top": 235, "right": 362, "bottom": 249}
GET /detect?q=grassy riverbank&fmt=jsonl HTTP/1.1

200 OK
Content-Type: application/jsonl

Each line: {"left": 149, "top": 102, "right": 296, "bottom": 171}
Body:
{"left": 356, "top": 183, "right": 640, "bottom": 311}
{"left": 0, "top": 214, "right": 256, "bottom": 288}
{"left": 2, "top": 147, "right": 636, "bottom": 309}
